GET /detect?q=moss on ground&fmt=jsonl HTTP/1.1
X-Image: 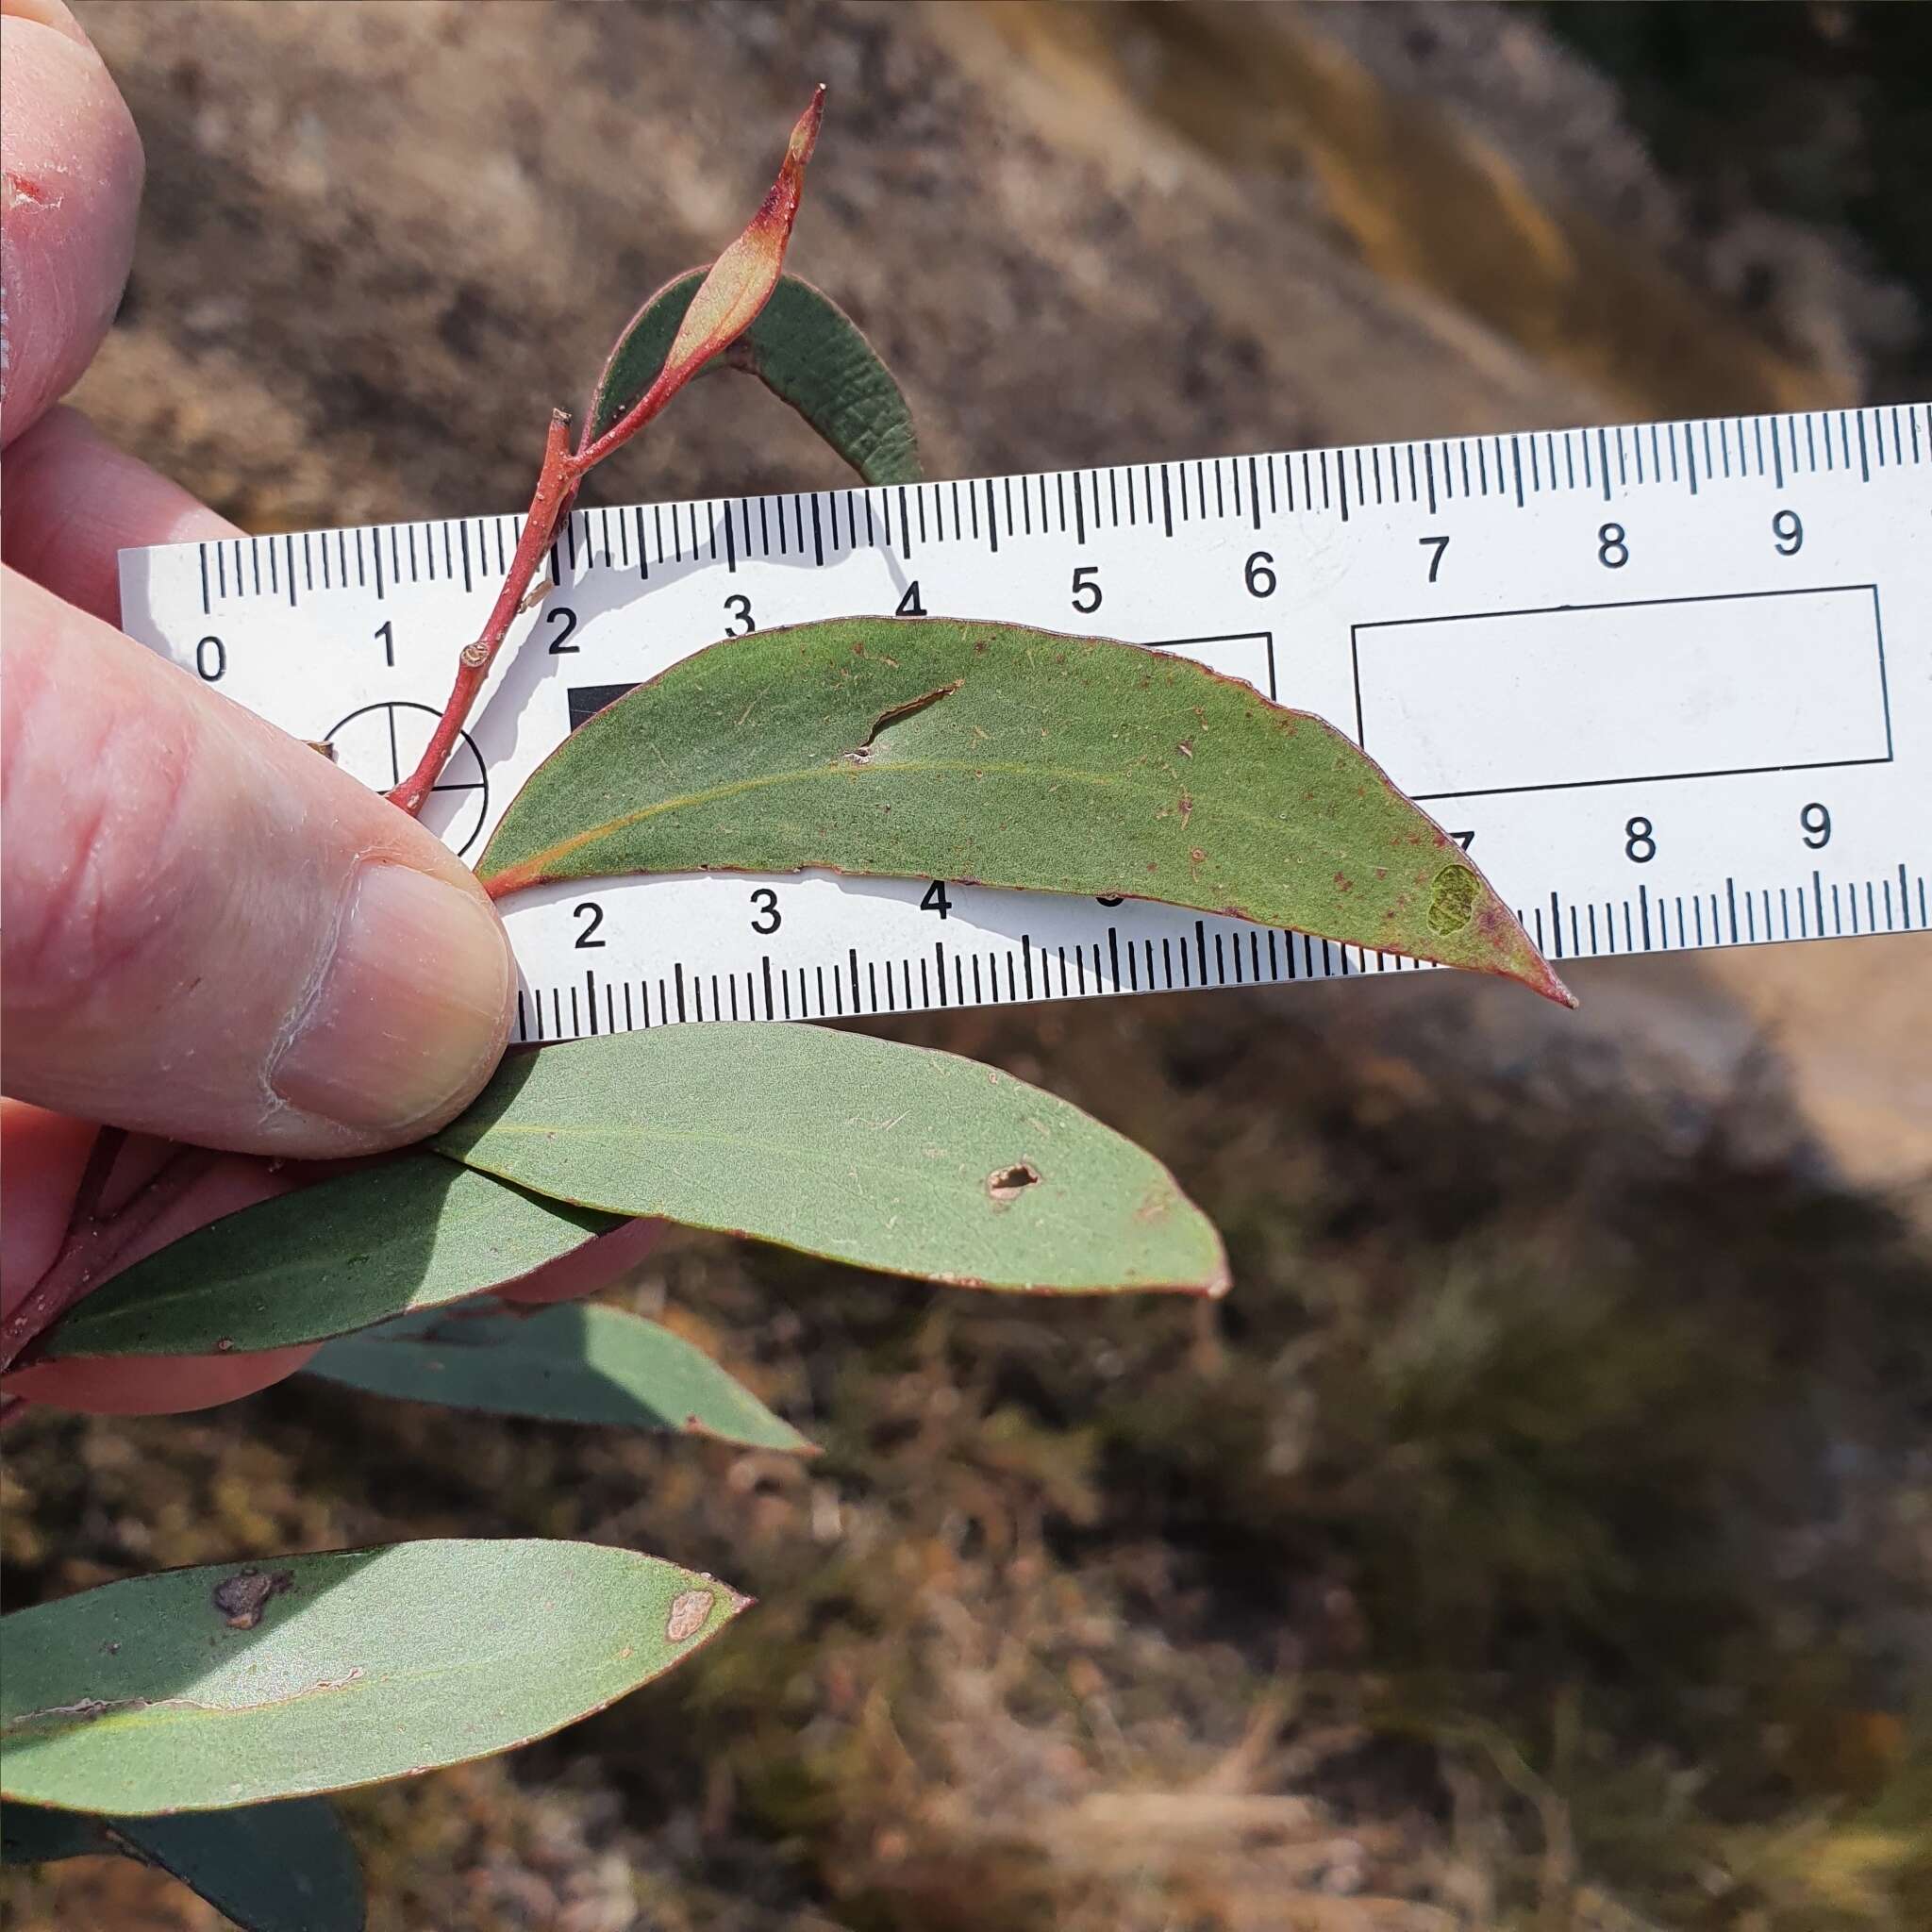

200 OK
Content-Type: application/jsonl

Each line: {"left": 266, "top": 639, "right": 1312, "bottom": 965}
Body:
{"left": 5, "top": 990, "right": 1929, "bottom": 1929}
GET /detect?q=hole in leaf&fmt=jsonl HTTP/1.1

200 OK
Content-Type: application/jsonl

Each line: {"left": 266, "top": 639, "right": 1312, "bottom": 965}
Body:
{"left": 987, "top": 1161, "right": 1042, "bottom": 1205}
{"left": 842, "top": 680, "right": 961, "bottom": 763}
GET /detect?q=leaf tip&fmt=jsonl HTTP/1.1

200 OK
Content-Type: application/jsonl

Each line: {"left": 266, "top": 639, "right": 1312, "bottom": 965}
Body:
{"left": 792, "top": 84, "right": 827, "bottom": 166}
{"left": 1501, "top": 936, "right": 1576, "bottom": 1008}
{"left": 1533, "top": 958, "right": 1580, "bottom": 1009}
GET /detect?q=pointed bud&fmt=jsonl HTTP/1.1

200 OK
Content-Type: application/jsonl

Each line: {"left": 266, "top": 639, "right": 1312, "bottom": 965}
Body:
{"left": 576, "top": 87, "right": 825, "bottom": 469}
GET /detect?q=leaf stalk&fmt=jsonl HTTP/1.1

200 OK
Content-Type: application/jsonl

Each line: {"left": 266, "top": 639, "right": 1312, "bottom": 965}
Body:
{"left": 0, "top": 1145, "right": 218, "bottom": 1376}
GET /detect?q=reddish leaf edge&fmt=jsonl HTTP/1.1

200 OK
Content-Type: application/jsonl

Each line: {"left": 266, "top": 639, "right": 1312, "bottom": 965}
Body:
{"left": 477, "top": 615, "right": 1576, "bottom": 1012}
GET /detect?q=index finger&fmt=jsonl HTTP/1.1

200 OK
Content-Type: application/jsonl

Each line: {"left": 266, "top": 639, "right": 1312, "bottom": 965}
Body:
{"left": 0, "top": 0, "right": 143, "bottom": 446}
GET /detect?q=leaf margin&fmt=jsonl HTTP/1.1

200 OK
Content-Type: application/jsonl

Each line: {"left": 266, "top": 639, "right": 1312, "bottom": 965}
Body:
{"left": 0, "top": 1539, "right": 748, "bottom": 1816}
{"left": 29, "top": 1157, "right": 617, "bottom": 1364}
{"left": 303, "top": 1300, "right": 814, "bottom": 1453}
{"left": 588, "top": 268, "right": 922, "bottom": 484}
{"left": 477, "top": 613, "right": 1573, "bottom": 1006}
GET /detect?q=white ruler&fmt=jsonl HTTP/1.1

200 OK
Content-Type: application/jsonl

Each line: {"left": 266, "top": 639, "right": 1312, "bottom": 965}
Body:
{"left": 120, "top": 405, "right": 1930, "bottom": 1043}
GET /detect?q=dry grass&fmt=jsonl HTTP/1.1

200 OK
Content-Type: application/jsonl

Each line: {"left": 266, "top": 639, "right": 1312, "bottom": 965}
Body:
{"left": 6, "top": 986, "right": 1929, "bottom": 1929}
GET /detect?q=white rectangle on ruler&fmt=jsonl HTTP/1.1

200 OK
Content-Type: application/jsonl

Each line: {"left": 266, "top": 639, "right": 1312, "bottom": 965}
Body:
{"left": 1352, "top": 585, "right": 1891, "bottom": 800}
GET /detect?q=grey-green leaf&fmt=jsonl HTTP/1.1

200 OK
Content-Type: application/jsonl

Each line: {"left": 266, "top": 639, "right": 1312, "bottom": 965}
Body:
{"left": 35, "top": 1158, "right": 616, "bottom": 1363}
{"left": 0, "top": 1541, "right": 745, "bottom": 1815}
{"left": 433, "top": 1024, "right": 1227, "bottom": 1295}
{"left": 304, "top": 1302, "right": 811, "bottom": 1452}
{"left": 1, "top": 1799, "right": 363, "bottom": 1932}
{"left": 0, "top": 1803, "right": 102, "bottom": 1864}
{"left": 588, "top": 269, "right": 921, "bottom": 483}
{"left": 476, "top": 617, "right": 1570, "bottom": 1003}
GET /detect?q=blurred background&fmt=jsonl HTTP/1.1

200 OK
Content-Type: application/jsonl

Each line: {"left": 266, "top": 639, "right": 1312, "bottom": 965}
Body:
{"left": 5, "top": 3, "right": 1929, "bottom": 1926}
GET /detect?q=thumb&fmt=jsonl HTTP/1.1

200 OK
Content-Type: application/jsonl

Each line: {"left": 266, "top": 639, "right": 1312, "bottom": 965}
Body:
{"left": 1, "top": 569, "right": 515, "bottom": 1156}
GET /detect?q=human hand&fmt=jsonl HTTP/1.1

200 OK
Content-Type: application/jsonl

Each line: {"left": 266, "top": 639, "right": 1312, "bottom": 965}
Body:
{"left": 1, "top": 2, "right": 647, "bottom": 1414}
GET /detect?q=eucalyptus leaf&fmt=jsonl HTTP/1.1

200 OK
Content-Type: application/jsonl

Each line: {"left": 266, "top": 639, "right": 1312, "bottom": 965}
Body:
{"left": 0, "top": 1802, "right": 102, "bottom": 1863}
{"left": 477, "top": 617, "right": 1569, "bottom": 1002}
{"left": 1, "top": 1799, "right": 363, "bottom": 1932}
{"left": 35, "top": 1158, "right": 615, "bottom": 1363}
{"left": 305, "top": 1302, "right": 811, "bottom": 1451}
{"left": 434, "top": 1024, "right": 1227, "bottom": 1295}
{"left": 0, "top": 1541, "right": 744, "bottom": 1814}
{"left": 589, "top": 270, "right": 921, "bottom": 484}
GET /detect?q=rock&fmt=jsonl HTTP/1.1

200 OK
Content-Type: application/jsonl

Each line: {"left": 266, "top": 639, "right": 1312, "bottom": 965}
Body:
{"left": 70, "top": 0, "right": 1927, "bottom": 1202}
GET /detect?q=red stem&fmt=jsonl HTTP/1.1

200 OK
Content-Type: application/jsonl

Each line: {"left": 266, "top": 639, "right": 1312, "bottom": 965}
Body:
{"left": 389, "top": 88, "right": 823, "bottom": 820}
{"left": 387, "top": 358, "right": 728, "bottom": 818}
{"left": 61, "top": 1126, "right": 126, "bottom": 1243}
{"left": 388, "top": 409, "right": 576, "bottom": 815}
{"left": 1, "top": 92, "right": 830, "bottom": 1396}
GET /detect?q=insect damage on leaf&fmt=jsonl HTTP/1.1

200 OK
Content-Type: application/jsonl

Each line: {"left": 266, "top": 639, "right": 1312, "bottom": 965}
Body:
{"left": 841, "top": 680, "right": 961, "bottom": 763}
{"left": 664, "top": 1590, "right": 716, "bottom": 1643}
{"left": 477, "top": 615, "right": 1573, "bottom": 1006}
{"left": 0, "top": 1543, "right": 751, "bottom": 1814}
{"left": 211, "top": 1569, "right": 294, "bottom": 1631}
{"left": 1427, "top": 862, "right": 1481, "bottom": 937}
{"left": 987, "top": 1162, "right": 1042, "bottom": 1205}
{"left": 432, "top": 1025, "right": 1229, "bottom": 1296}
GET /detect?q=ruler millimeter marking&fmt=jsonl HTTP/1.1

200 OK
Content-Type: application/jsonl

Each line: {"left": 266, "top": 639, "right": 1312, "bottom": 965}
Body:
{"left": 121, "top": 405, "right": 1932, "bottom": 1043}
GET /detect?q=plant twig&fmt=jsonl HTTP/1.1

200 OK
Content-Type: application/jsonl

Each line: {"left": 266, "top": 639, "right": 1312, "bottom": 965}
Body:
{"left": 0, "top": 1145, "right": 218, "bottom": 1376}
{"left": 3, "top": 93, "right": 829, "bottom": 1380}
{"left": 59, "top": 1125, "right": 127, "bottom": 1247}
{"left": 70, "top": 1134, "right": 126, "bottom": 1224}
{"left": 388, "top": 408, "right": 576, "bottom": 816}
{"left": 386, "top": 86, "right": 824, "bottom": 820}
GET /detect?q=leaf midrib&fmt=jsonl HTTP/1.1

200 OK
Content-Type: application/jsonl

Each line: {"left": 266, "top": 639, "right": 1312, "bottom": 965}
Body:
{"left": 3, "top": 1642, "right": 625, "bottom": 1751}
{"left": 490, "top": 749, "right": 1369, "bottom": 884}
{"left": 449, "top": 1118, "right": 1101, "bottom": 1215}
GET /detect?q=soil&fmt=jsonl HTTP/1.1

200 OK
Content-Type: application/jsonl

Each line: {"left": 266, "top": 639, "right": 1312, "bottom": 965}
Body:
{"left": 6, "top": 5, "right": 1927, "bottom": 1927}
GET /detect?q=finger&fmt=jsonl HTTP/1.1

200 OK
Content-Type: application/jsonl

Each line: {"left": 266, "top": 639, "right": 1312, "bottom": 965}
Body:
{"left": 3, "top": 569, "right": 516, "bottom": 1156}
{"left": 4, "top": 1343, "right": 313, "bottom": 1413}
{"left": 3, "top": 406, "right": 240, "bottom": 623}
{"left": 0, "top": 1099, "right": 99, "bottom": 1313}
{"left": 0, "top": 0, "right": 143, "bottom": 445}
{"left": 4, "top": 1141, "right": 318, "bottom": 1413}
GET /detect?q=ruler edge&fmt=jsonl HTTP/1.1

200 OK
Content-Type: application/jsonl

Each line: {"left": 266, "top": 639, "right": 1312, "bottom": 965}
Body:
{"left": 120, "top": 401, "right": 1932, "bottom": 606}
{"left": 116, "top": 400, "right": 1932, "bottom": 1039}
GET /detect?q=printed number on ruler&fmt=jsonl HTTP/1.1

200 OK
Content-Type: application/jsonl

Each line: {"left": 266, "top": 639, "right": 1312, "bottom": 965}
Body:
{"left": 120, "top": 406, "right": 1932, "bottom": 1042}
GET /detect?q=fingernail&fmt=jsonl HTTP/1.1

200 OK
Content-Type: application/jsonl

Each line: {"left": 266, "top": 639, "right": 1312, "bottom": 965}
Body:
{"left": 270, "top": 864, "right": 513, "bottom": 1136}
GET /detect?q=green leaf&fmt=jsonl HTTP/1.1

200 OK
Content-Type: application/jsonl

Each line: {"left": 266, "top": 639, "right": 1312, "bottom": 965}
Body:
{"left": 34, "top": 1158, "right": 615, "bottom": 1363}
{"left": 0, "top": 1541, "right": 745, "bottom": 1815}
{"left": 304, "top": 1302, "right": 811, "bottom": 1451}
{"left": 588, "top": 270, "right": 922, "bottom": 484}
{"left": 2, "top": 1799, "right": 363, "bottom": 1932}
{"left": 476, "top": 618, "right": 1569, "bottom": 1002}
{"left": 433, "top": 1024, "right": 1227, "bottom": 1295}
{"left": 1, "top": 1802, "right": 103, "bottom": 1863}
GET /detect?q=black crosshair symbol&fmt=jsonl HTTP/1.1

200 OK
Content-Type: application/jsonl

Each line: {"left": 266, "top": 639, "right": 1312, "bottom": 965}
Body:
{"left": 325, "top": 702, "right": 490, "bottom": 856}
